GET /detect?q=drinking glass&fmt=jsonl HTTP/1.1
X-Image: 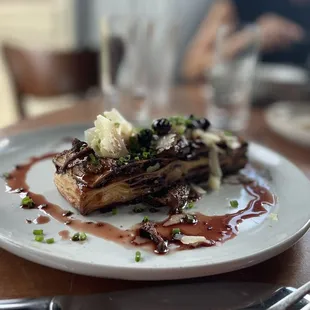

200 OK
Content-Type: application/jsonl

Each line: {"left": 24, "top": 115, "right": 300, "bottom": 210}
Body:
{"left": 207, "top": 24, "right": 260, "bottom": 132}
{"left": 145, "top": 19, "right": 179, "bottom": 109}
{"left": 99, "top": 16, "right": 141, "bottom": 118}
{"left": 99, "top": 16, "right": 179, "bottom": 122}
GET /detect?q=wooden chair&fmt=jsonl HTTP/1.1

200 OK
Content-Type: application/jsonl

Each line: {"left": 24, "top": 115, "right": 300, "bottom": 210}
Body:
{"left": 3, "top": 40, "right": 124, "bottom": 119}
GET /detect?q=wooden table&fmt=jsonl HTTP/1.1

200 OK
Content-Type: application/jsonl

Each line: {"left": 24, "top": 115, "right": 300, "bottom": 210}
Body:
{"left": 0, "top": 87, "right": 310, "bottom": 299}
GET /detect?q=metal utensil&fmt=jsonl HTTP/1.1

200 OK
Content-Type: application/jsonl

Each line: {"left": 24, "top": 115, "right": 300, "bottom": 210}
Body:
{"left": 0, "top": 281, "right": 309, "bottom": 310}
{"left": 267, "top": 280, "right": 310, "bottom": 310}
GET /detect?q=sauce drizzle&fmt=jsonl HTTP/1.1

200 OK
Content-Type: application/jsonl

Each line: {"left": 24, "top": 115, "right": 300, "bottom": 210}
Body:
{"left": 4, "top": 153, "right": 276, "bottom": 254}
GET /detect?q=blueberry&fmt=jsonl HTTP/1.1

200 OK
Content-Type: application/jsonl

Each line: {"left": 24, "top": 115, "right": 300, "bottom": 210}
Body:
{"left": 187, "top": 117, "right": 210, "bottom": 131}
{"left": 152, "top": 118, "right": 171, "bottom": 136}
{"left": 137, "top": 129, "right": 153, "bottom": 147}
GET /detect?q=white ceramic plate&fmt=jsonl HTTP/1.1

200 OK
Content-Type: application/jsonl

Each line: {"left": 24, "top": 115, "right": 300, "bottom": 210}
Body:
{"left": 0, "top": 125, "right": 310, "bottom": 280}
{"left": 265, "top": 101, "right": 310, "bottom": 148}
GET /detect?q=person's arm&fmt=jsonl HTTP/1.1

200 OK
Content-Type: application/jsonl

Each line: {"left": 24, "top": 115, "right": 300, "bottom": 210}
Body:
{"left": 182, "top": 0, "right": 237, "bottom": 81}
{"left": 182, "top": 1, "right": 305, "bottom": 82}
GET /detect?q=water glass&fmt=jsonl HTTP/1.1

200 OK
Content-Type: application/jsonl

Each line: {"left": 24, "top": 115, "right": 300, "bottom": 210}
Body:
{"left": 145, "top": 20, "right": 179, "bottom": 109}
{"left": 99, "top": 16, "right": 179, "bottom": 122}
{"left": 207, "top": 24, "right": 260, "bottom": 132}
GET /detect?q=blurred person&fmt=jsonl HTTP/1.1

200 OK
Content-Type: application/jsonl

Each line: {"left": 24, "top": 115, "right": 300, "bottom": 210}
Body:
{"left": 182, "top": 0, "right": 310, "bottom": 81}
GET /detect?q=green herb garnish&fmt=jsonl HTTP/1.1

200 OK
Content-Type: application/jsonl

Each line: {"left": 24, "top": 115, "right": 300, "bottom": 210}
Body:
{"left": 112, "top": 208, "right": 118, "bottom": 215}
{"left": 1, "top": 172, "right": 11, "bottom": 180}
{"left": 175, "top": 125, "right": 186, "bottom": 135}
{"left": 142, "top": 151, "right": 150, "bottom": 159}
{"left": 142, "top": 216, "right": 149, "bottom": 223}
{"left": 172, "top": 228, "right": 181, "bottom": 235}
{"left": 114, "top": 122, "right": 120, "bottom": 128}
{"left": 224, "top": 131, "right": 233, "bottom": 136}
{"left": 124, "top": 155, "right": 131, "bottom": 161}
{"left": 186, "top": 201, "right": 194, "bottom": 209}
{"left": 133, "top": 206, "right": 145, "bottom": 213}
{"left": 33, "top": 229, "right": 44, "bottom": 236}
{"left": 230, "top": 200, "right": 239, "bottom": 208}
{"left": 79, "top": 232, "right": 87, "bottom": 241}
{"left": 89, "top": 153, "right": 99, "bottom": 166}
{"left": 46, "top": 238, "right": 55, "bottom": 244}
{"left": 134, "top": 156, "right": 140, "bottom": 160}
{"left": 72, "top": 232, "right": 80, "bottom": 241}
{"left": 35, "top": 235, "right": 44, "bottom": 242}
{"left": 21, "top": 196, "right": 35, "bottom": 208}
{"left": 118, "top": 157, "right": 126, "bottom": 164}
{"left": 71, "top": 232, "right": 87, "bottom": 242}
{"left": 135, "top": 251, "right": 141, "bottom": 262}
{"left": 168, "top": 116, "right": 187, "bottom": 126}
{"left": 118, "top": 155, "right": 131, "bottom": 165}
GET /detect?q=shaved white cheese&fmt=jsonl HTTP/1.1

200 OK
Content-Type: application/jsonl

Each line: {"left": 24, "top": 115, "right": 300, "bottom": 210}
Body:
{"left": 190, "top": 183, "right": 207, "bottom": 195}
{"left": 208, "top": 175, "right": 221, "bottom": 191}
{"left": 85, "top": 114, "right": 129, "bottom": 158}
{"left": 156, "top": 134, "right": 177, "bottom": 152}
{"left": 103, "top": 108, "right": 133, "bottom": 140}
{"left": 181, "top": 235, "right": 212, "bottom": 246}
{"left": 193, "top": 129, "right": 221, "bottom": 146}
{"left": 209, "top": 146, "right": 222, "bottom": 177}
{"left": 224, "top": 135, "right": 241, "bottom": 150}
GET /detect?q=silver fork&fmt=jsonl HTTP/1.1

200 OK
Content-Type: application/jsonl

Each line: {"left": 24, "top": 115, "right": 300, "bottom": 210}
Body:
{"left": 267, "top": 281, "right": 310, "bottom": 310}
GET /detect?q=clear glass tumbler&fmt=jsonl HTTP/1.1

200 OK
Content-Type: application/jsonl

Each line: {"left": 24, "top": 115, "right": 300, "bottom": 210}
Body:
{"left": 144, "top": 19, "right": 179, "bottom": 118}
{"left": 99, "top": 16, "right": 179, "bottom": 123}
{"left": 207, "top": 24, "right": 260, "bottom": 132}
{"left": 99, "top": 16, "right": 142, "bottom": 119}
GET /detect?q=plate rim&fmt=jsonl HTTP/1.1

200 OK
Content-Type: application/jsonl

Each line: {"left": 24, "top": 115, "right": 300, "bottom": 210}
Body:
{"left": 0, "top": 124, "right": 310, "bottom": 280}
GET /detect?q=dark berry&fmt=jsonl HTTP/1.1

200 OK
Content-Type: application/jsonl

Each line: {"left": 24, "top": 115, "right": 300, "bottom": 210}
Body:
{"left": 152, "top": 118, "right": 171, "bottom": 136}
{"left": 187, "top": 117, "right": 210, "bottom": 131}
{"left": 137, "top": 129, "right": 153, "bottom": 147}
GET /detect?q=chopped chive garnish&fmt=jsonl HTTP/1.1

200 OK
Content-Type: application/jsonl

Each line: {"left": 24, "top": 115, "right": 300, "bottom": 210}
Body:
{"left": 89, "top": 153, "right": 99, "bottom": 165}
{"left": 71, "top": 232, "right": 87, "bottom": 242}
{"left": 142, "top": 216, "right": 149, "bottom": 223}
{"left": 118, "top": 157, "right": 126, "bottom": 163}
{"left": 33, "top": 229, "right": 44, "bottom": 236}
{"left": 35, "top": 235, "right": 44, "bottom": 242}
{"left": 112, "top": 208, "right": 118, "bottom": 215}
{"left": 118, "top": 155, "right": 132, "bottom": 165}
{"left": 72, "top": 232, "right": 80, "bottom": 241}
{"left": 1, "top": 172, "right": 10, "bottom": 180}
{"left": 79, "top": 232, "right": 87, "bottom": 241}
{"left": 187, "top": 202, "right": 194, "bottom": 209}
{"left": 133, "top": 206, "right": 144, "bottom": 213}
{"left": 124, "top": 155, "right": 131, "bottom": 161}
{"left": 21, "top": 196, "right": 34, "bottom": 208}
{"left": 230, "top": 200, "right": 239, "bottom": 208}
{"left": 135, "top": 251, "right": 141, "bottom": 262}
{"left": 168, "top": 116, "right": 187, "bottom": 126}
{"left": 172, "top": 228, "right": 181, "bottom": 235}
{"left": 142, "top": 151, "right": 150, "bottom": 159}
{"left": 134, "top": 156, "right": 140, "bottom": 160}
{"left": 224, "top": 130, "right": 233, "bottom": 136}
{"left": 176, "top": 125, "right": 186, "bottom": 135}
{"left": 46, "top": 238, "right": 55, "bottom": 244}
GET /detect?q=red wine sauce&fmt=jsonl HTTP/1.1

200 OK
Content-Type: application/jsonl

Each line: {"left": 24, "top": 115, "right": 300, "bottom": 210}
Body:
{"left": 5, "top": 153, "right": 275, "bottom": 254}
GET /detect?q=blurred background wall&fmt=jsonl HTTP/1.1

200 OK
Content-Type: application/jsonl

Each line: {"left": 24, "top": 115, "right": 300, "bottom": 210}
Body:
{"left": 0, "top": 0, "right": 213, "bottom": 129}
